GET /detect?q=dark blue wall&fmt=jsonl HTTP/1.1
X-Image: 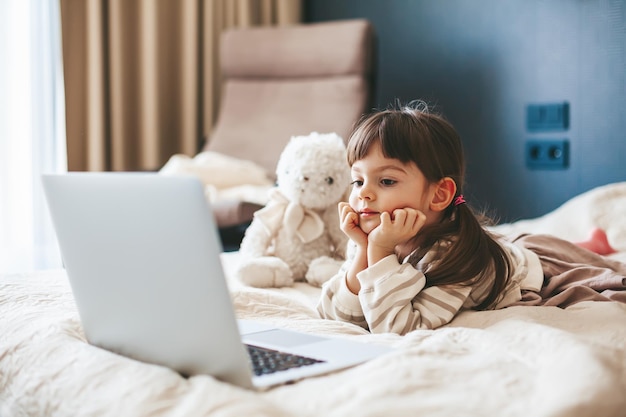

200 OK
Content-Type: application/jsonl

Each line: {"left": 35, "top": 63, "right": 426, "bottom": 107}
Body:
{"left": 305, "top": 0, "right": 626, "bottom": 222}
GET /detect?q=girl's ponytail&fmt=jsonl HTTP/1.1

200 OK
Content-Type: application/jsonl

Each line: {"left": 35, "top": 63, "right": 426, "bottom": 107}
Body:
{"left": 407, "top": 199, "right": 511, "bottom": 310}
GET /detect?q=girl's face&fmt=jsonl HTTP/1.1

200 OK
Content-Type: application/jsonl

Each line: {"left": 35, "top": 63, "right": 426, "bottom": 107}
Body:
{"left": 349, "top": 141, "right": 440, "bottom": 234}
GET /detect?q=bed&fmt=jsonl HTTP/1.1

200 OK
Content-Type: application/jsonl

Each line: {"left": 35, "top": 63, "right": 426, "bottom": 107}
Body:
{"left": 2, "top": 182, "right": 626, "bottom": 417}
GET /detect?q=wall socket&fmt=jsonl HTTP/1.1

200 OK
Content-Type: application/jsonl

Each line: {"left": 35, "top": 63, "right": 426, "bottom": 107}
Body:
{"left": 527, "top": 102, "right": 569, "bottom": 131}
{"left": 525, "top": 139, "right": 569, "bottom": 169}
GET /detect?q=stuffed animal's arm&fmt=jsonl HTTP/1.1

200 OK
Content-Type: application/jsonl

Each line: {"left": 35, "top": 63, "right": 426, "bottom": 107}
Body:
{"left": 238, "top": 218, "right": 274, "bottom": 258}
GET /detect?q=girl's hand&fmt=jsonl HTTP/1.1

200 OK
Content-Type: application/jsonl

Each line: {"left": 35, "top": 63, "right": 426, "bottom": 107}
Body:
{"left": 368, "top": 208, "right": 426, "bottom": 262}
{"left": 338, "top": 202, "right": 368, "bottom": 248}
{"left": 338, "top": 202, "right": 368, "bottom": 294}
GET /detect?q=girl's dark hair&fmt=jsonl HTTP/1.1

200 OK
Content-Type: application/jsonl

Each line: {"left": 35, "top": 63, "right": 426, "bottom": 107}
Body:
{"left": 346, "top": 101, "right": 510, "bottom": 309}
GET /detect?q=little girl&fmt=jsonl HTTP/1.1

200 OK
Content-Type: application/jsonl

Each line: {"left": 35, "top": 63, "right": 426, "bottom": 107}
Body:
{"left": 317, "top": 101, "right": 626, "bottom": 334}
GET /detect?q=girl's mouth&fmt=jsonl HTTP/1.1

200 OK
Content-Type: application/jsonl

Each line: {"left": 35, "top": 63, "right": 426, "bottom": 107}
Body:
{"left": 359, "top": 209, "right": 379, "bottom": 218}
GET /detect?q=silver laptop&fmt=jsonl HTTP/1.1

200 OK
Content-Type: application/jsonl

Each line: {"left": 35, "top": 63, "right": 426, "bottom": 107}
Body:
{"left": 41, "top": 172, "right": 391, "bottom": 390}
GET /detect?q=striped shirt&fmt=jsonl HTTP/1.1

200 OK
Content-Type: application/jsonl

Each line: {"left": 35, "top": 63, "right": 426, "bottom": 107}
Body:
{"left": 316, "top": 238, "right": 544, "bottom": 334}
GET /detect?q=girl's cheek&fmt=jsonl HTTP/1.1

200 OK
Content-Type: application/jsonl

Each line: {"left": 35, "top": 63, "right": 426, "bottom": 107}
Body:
{"left": 348, "top": 192, "right": 359, "bottom": 206}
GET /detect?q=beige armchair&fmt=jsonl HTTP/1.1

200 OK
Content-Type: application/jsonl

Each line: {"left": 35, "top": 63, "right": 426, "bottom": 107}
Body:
{"left": 204, "top": 19, "right": 376, "bottom": 248}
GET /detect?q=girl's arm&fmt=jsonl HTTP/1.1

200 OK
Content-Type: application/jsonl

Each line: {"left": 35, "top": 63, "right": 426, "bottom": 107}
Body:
{"left": 318, "top": 253, "right": 474, "bottom": 334}
{"left": 337, "top": 202, "right": 369, "bottom": 293}
{"left": 345, "top": 244, "right": 367, "bottom": 293}
{"left": 316, "top": 260, "right": 369, "bottom": 330}
{"left": 357, "top": 255, "right": 472, "bottom": 334}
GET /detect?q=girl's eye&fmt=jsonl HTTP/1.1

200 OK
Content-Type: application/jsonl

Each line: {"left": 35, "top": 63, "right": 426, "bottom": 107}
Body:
{"left": 381, "top": 179, "right": 396, "bottom": 186}
{"left": 351, "top": 180, "right": 363, "bottom": 187}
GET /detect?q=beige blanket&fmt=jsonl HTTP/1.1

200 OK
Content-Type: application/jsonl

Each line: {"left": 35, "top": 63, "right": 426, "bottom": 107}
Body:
{"left": 2, "top": 182, "right": 626, "bottom": 417}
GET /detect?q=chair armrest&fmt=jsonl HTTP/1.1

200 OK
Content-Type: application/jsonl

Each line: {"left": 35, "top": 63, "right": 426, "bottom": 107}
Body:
{"left": 212, "top": 199, "right": 263, "bottom": 228}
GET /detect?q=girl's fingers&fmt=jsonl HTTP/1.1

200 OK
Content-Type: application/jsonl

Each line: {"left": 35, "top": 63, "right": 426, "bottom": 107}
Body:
{"left": 391, "top": 208, "right": 406, "bottom": 224}
{"left": 338, "top": 202, "right": 350, "bottom": 216}
{"left": 388, "top": 208, "right": 426, "bottom": 235}
{"left": 401, "top": 208, "right": 425, "bottom": 232}
{"left": 412, "top": 211, "right": 427, "bottom": 233}
{"left": 379, "top": 211, "right": 393, "bottom": 227}
{"left": 338, "top": 203, "right": 357, "bottom": 224}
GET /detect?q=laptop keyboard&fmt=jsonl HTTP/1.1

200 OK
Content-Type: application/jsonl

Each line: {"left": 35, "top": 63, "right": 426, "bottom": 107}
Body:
{"left": 246, "top": 344, "right": 325, "bottom": 376}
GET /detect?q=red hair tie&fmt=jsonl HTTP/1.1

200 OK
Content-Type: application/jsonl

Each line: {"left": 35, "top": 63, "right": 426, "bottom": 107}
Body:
{"left": 453, "top": 195, "right": 466, "bottom": 206}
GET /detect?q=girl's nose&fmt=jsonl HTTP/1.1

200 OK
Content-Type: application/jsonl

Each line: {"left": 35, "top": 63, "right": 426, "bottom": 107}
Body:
{"left": 358, "top": 183, "right": 374, "bottom": 200}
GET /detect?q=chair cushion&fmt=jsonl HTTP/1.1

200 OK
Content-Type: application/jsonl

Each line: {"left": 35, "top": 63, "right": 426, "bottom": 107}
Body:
{"left": 220, "top": 19, "right": 374, "bottom": 79}
{"left": 207, "top": 76, "right": 368, "bottom": 177}
{"left": 212, "top": 199, "right": 264, "bottom": 228}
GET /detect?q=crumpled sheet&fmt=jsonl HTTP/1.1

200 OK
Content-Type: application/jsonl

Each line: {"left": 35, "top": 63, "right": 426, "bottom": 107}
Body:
{"left": 1, "top": 258, "right": 625, "bottom": 417}
{"left": 2, "top": 182, "right": 626, "bottom": 417}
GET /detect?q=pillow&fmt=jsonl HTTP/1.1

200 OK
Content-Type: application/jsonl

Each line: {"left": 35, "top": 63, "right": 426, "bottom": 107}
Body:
{"left": 491, "top": 182, "right": 626, "bottom": 252}
{"left": 159, "top": 151, "right": 274, "bottom": 190}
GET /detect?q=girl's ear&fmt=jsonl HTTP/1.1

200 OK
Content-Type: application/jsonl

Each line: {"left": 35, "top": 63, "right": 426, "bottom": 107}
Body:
{"left": 430, "top": 177, "right": 457, "bottom": 212}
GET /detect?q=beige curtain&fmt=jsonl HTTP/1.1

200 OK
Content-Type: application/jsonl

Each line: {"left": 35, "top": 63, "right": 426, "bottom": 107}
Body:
{"left": 59, "top": 0, "right": 302, "bottom": 172}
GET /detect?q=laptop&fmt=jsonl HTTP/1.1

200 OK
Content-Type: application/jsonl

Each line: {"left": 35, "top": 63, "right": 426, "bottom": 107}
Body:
{"left": 41, "top": 172, "right": 391, "bottom": 390}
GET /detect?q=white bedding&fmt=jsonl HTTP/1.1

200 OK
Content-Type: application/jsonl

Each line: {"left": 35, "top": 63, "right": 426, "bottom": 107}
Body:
{"left": 2, "top": 182, "right": 626, "bottom": 417}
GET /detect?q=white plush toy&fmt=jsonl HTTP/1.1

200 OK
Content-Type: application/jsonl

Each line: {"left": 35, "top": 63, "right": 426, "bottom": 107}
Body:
{"left": 237, "top": 132, "right": 351, "bottom": 288}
